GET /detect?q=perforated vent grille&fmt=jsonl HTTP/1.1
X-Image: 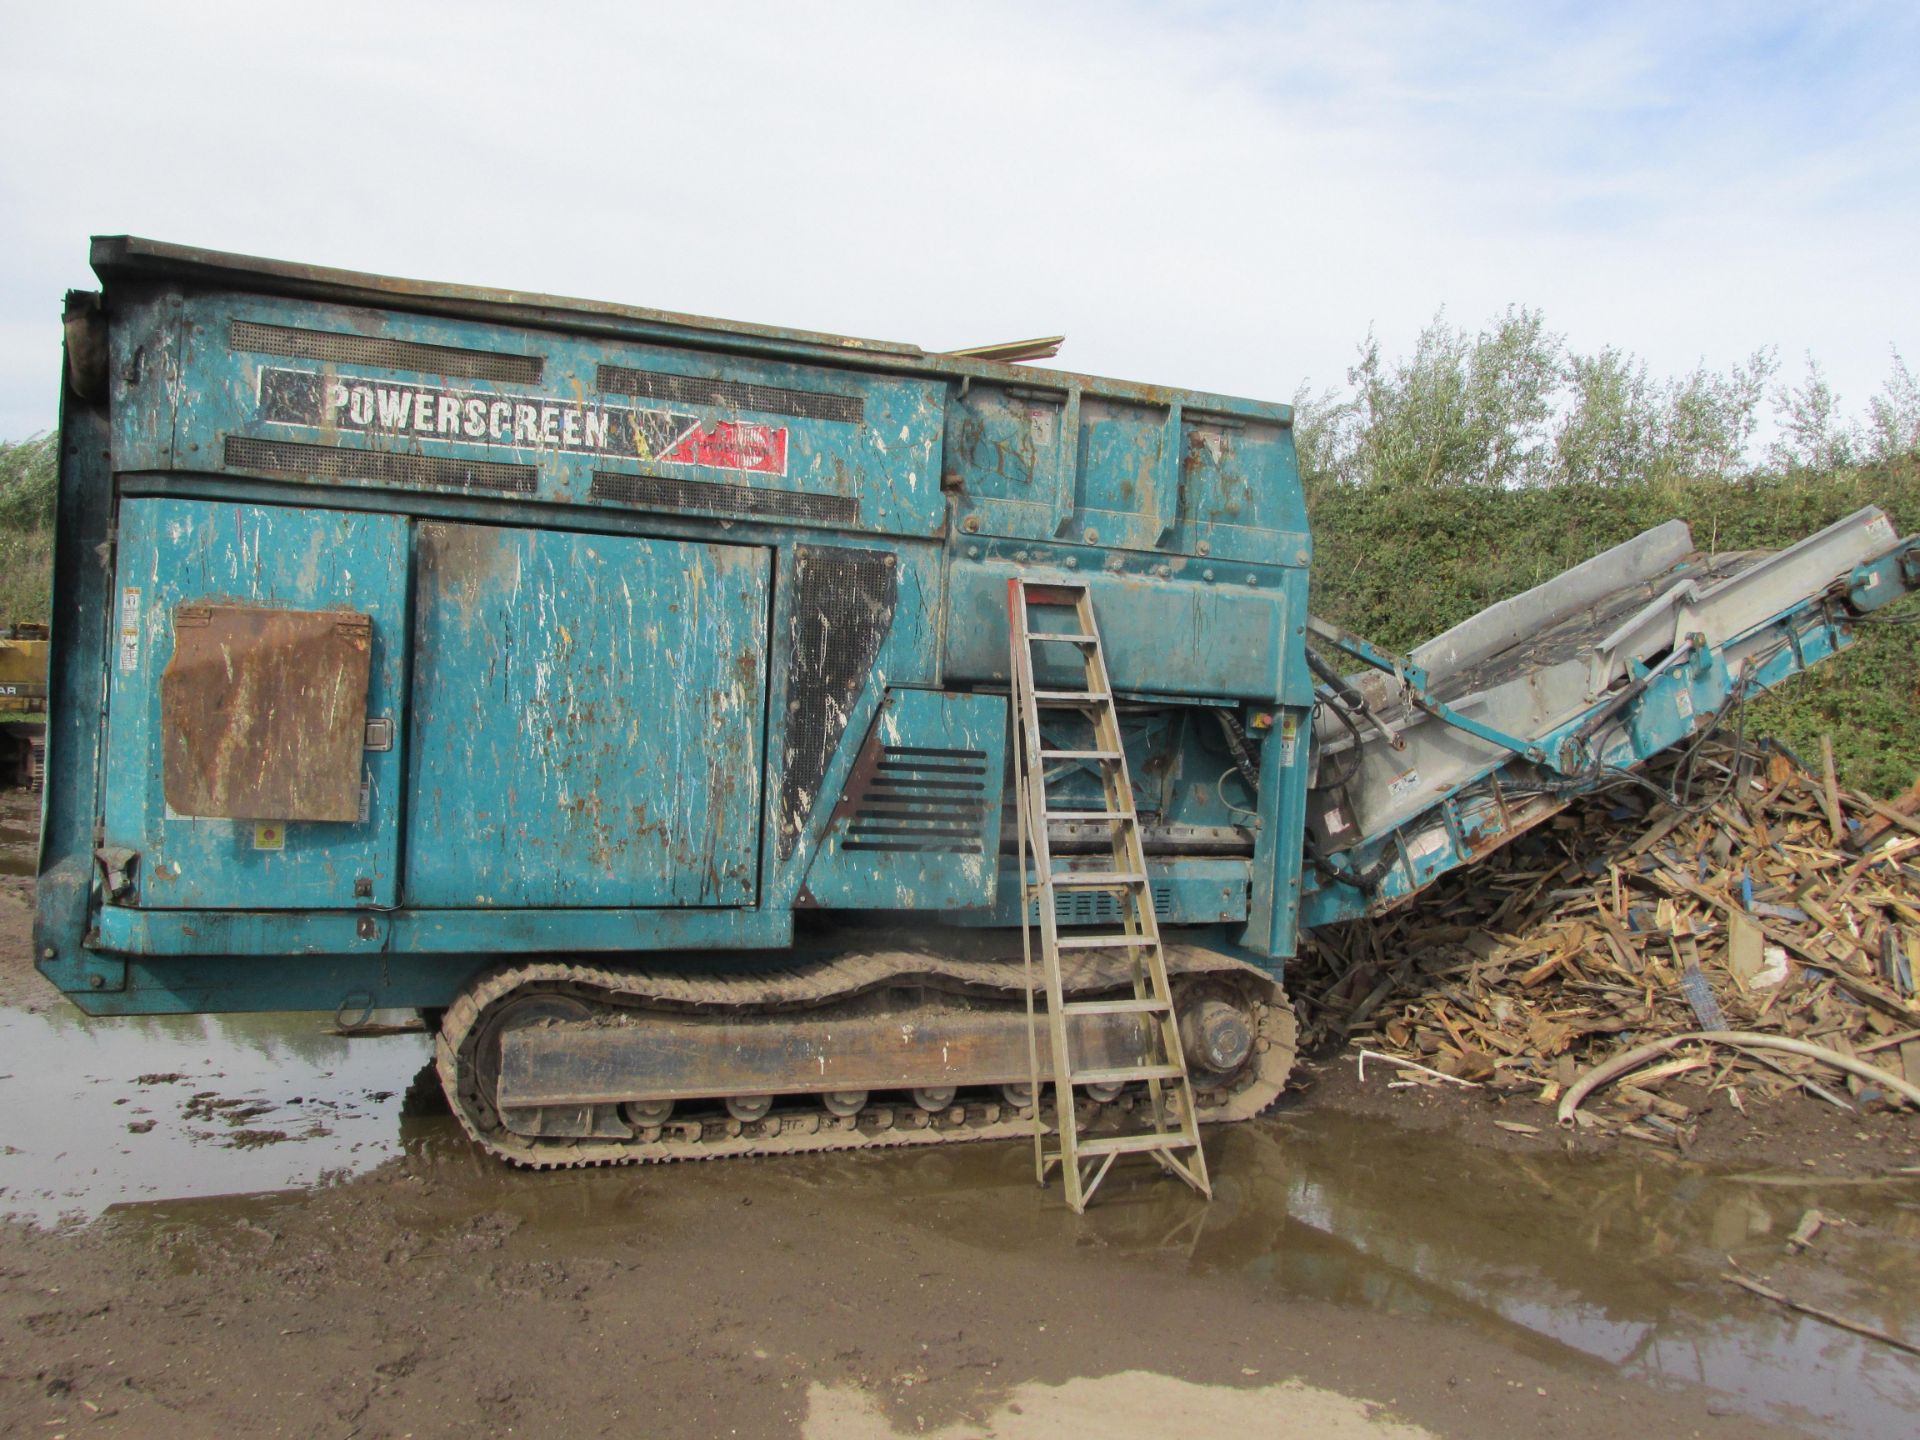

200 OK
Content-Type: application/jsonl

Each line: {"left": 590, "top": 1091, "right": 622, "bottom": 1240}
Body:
{"left": 1032, "top": 883, "right": 1173, "bottom": 924}
{"left": 230, "top": 320, "right": 543, "bottom": 383}
{"left": 842, "top": 746, "right": 991, "bottom": 854}
{"left": 223, "top": 436, "right": 537, "bottom": 495}
{"left": 590, "top": 471, "right": 857, "bottom": 525}
{"left": 777, "top": 547, "right": 898, "bottom": 859}
{"left": 597, "top": 364, "right": 863, "bottom": 424}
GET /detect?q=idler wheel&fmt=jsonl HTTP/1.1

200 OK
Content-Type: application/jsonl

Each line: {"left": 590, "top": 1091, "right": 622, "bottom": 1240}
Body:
{"left": 471, "top": 989, "right": 593, "bottom": 1132}
{"left": 1179, "top": 998, "right": 1255, "bottom": 1078}
{"left": 911, "top": 1087, "right": 956, "bottom": 1112}
{"left": 726, "top": 1094, "right": 773, "bottom": 1122}
{"left": 822, "top": 1090, "right": 868, "bottom": 1118}
{"left": 622, "top": 1098, "right": 674, "bottom": 1126}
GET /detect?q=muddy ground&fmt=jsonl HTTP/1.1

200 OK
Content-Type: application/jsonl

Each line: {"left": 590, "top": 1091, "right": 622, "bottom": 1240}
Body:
{"left": 2, "top": 787, "right": 1917, "bottom": 1439}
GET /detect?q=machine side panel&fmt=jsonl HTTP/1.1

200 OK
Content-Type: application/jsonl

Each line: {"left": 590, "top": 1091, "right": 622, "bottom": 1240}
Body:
{"left": 405, "top": 523, "right": 771, "bottom": 908}
{"left": 773, "top": 546, "right": 898, "bottom": 860}
{"left": 799, "top": 689, "right": 1008, "bottom": 911}
{"left": 760, "top": 540, "right": 940, "bottom": 907}
{"left": 942, "top": 556, "right": 1294, "bottom": 703}
{"left": 943, "top": 381, "right": 1306, "bottom": 568}
{"left": 101, "top": 498, "right": 408, "bottom": 910}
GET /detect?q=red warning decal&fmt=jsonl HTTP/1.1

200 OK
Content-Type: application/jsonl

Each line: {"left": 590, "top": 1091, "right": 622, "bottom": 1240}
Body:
{"left": 660, "top": 420, "right": 788, "bottom": 476}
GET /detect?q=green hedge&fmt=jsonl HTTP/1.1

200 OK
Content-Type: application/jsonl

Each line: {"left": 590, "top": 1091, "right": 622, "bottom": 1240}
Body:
{"left": 0, "top": 434, "right": 55, "bottom": 626}
{"left": 1307, "top": 461, "right": 1920, "bottom": 796}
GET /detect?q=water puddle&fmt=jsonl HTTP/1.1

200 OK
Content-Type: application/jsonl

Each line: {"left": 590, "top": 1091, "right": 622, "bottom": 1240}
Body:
{"left": 802, "top": 1371, "right": 1435, "bottom": 1439}
{"left": 0, "top": 1005, "right": 431, "bottom": 1224}
{"left": 780, "top": 1121, "right": 1920, "bottom": 1438}
{"left": 0, "top": 818, "right": 34, "bottom": 877}
{"left": 5, "top": 991, "right": 1915, "bottom": 1437}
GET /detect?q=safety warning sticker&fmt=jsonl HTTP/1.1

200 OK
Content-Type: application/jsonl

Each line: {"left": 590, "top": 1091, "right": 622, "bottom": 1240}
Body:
{"left": 118, "top": 588, "right": 141, "bottom": 673}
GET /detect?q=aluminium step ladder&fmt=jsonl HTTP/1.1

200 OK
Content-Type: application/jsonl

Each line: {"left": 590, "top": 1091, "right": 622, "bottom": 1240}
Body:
{"left": 1007, "top": 577, "right": 1210, "bottom": 1213}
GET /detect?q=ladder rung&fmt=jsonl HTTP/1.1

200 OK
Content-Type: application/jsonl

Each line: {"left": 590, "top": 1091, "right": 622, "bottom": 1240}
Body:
{"left": 1033, "top": 690, "right": 1110, "bottom": 704}
{"left": 1062, "top": 997, "right": 1170, "bottom": 1016}
{"left": 1027, "top": 631, "right": 1098, "bottom": 644}
{"left": 1071, "top": 1132, "right": 1200, "bottom": 1159}
{"left": 1019, "top": 579, "right": 1089, "bottom": 593}
{"left": 1068, "top": 1063, "right": 1187, "bottom": 1087}
{"left": 1046, "top": 809, "right": 1135, "bottom": 823}
{"left": 1054, "top": 934, "right": 1155, "bottom": 950}
{"left": 1049, "top": 871, "right": 1147, "bottom": 888}
{"left": 1038, "top": 748, "right": 1122, "bottom": 761}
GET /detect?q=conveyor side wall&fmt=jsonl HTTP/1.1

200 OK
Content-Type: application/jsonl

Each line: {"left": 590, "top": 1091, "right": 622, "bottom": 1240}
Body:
{"left": 1302, "top": 508, "right": 1918, "bottom": 930}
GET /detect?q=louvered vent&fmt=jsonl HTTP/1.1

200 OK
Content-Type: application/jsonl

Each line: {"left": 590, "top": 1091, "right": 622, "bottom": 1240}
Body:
{"left": 1033, "top": 883, "right": 1173, "bottom": 924}
{"left": 223, "top": 436, "right": 536, "bottom": 494}
{"left": 590, "top": 471, "right": 857, "bottom": 525}
{"left": 598, "top": 364, "right": 863, "bottom": 424}
{"left": 230, "top": 320, "right": 543, "bottom": 383}
{"left": 843, "top": 745, "right": 991, "bottom": 854}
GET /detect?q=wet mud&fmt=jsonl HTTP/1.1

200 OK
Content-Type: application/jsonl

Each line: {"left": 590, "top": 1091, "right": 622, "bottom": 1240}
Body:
{"left": 0, "top": 994, "right": 1913, "bottom": 1437}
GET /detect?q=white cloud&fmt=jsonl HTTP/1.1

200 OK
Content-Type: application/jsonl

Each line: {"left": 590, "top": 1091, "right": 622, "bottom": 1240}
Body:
{"left": 0, "top": 1, "right": 1914, "bottom": 440}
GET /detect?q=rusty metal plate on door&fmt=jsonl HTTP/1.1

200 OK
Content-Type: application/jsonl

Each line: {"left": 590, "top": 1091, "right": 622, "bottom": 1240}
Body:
{"left": 160, "top": 604, "right": 372, "bottom": 821}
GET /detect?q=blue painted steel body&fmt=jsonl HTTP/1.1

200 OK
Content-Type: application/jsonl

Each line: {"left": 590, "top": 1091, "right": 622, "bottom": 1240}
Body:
{"left": 799, "top": 687, "right": 1008, "bottom": 912}
{"left": 37, "top": 239, "right": 1313, "bottom": 1017}
{"left": 405, "top": 522, "right": 770, "bottom": 908}
{"left": 106, "top": 498, "right": 410, "bottom": 908}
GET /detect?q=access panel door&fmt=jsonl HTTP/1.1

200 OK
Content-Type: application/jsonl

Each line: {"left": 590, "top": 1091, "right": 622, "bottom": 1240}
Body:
{"left": 103, "top": 498, "right": 410, "bottom": 908}
{"left": 405, "top": 523, "right": 770, "bottom": 908}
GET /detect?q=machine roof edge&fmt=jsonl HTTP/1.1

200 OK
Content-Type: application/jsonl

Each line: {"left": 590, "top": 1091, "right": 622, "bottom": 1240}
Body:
{"left": 90, "top": 234, "right": 925, "bottom": 357}
{"left": 89, "top": 236, "right": 1292, "bottom": 426}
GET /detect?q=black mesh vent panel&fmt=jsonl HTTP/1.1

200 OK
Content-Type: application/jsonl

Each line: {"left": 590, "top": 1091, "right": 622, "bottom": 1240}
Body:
{"left": 842, "top": 745, "right": 991, "bottom": 854}
{"left": 1032, "top": 883, "right": 1173, "bottom": 924}
{"left": 223, "top": 436, "right": 537, "bottom": 495}
{"left": 590, "top": 471, "right": 857, "bottom": 525}
{"left": 598, "top": 364, "right": 864, "bottom": 425}
{"left": 777, "top": 547, "right": 897, "bottom": 859}
{"left": 230, "top": 320, "right": 543, "bottom": 383}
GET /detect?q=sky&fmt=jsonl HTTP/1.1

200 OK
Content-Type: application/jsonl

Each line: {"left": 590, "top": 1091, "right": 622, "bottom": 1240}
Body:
{"left": 1, "top": 0, "right": 1916, "bottom": 442}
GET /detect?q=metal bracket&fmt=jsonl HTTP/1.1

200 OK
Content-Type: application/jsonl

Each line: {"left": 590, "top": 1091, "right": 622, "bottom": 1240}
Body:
{"left": 364, "top": 716, "right": 394, "bottom": 752}
{"left": 1307, "top": 614, "right": 1547, "bottom": 766}
{"left": 1404, "top": 690, "right": 1550, "bottom": 767}
{"left": 93, "top": 846, "right": 139, "bottom": 903}
{"left": 1306, "top": 615, "right": 1426, "bottom": 689}
{"left": 1048, "top": 385, "right": 1083, "bottom": 538}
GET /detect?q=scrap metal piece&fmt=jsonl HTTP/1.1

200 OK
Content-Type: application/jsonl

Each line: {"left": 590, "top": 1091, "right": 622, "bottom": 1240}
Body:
{"left": 942, "top": 336, "right": 1065, "bottom": 363}
{"left": 160, "top": 604, "right": 371, "bottom": 821}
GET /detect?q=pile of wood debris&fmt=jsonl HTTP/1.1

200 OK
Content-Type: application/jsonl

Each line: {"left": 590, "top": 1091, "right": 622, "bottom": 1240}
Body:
{"left": 1293, "top": 737, "right": 1920, "bottom": 1139}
